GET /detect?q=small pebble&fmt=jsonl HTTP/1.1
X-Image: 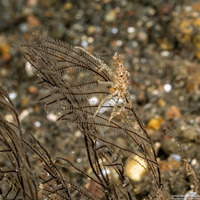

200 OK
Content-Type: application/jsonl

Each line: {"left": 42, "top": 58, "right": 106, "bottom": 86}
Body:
{"left": 72, "top": 23, "right": 84, "bottom": 31}
{"left": 132, "top": 41, "right": 138, "bottom": 48}
{"left": 27, "top": 15, "right": 40, "bottom": 27}
{"left": 25, "top": 61, "right": 34, "bottom": 77}
{"left": 34, "top": 121, "right": 41, "bottom": 127}
{"left": 191, "top": 159, "right": 197, "bottom": 166}
{"left": 9, "top": 92, "right": 17, "bottom": 100}
{"left": 105, "top": 10, "right": 117, "bottom": 22}
{"left": 27, "top": 0, "right": 38, "bottom": 6}
{"left": 141, "top": 58, "right": 146, "bottom": 63}
{"left": 148, "top": 8, "right": 155, "bottom": 15}
{"left": 47, "top": 113, "right": 57, "bottom": 122}
{"left": 111, "top": 28, "right": 118, "bottom": 34}
{"left": 169, "top": 154, "right": 182, "bottom": 162}
{"left": 164, "top": 84, "right": 172, "bottom": 92}
{"left": 74, "top": 130, "right": 82, "bottom": 137}
{"left": 166, "top": 105, "right": 181, "bottom": 119}
{"left": 181, "top": 128, "right": 198, "bottom": 141}
{"left": 87, "top": 26, "right": 95, "bottom": 34}
{"left": 158, "top": 99, "right": 166, "bottom": 107}
{"left": 125, "top": 156, "right": 147, "bottom": 181}
{"left": 81, "top": 40, "right": 88, "bottom": 47}
{"left": 116, "top": 40, "right": 123, "bottom": 46}
{"left": 64, "top": 2, "right": 72, "bottom": 10}
{"left": 87, "top": 37, "right": 94, "bottom": 43}
{"left": 19, "top": 23, "right": 29, "bottom": 33}
{"left": 28, "top": 86, "right": 38, "bottom": 94}
{"left": 76, "top": 158, "right": 82, "bottom": 163}
{"left": 127, "top": 27, "right": 135, "bottom": 33}
{"left": 19, "top": 108, "right": 33, "bottom": 121}
{"left": 137, "top": 31, "right": 148, "bottom": 42}
{"left": 22, "top": 97, "right": 30, "bottom": 106}
{"left": 161, "top": 51, "right": 170, "bottom": 57}
{"left": 0, "top": 68, "right": 8, "bottom": 76}
{"left": 152, "top": 89, "right": 159, "bottom": 95}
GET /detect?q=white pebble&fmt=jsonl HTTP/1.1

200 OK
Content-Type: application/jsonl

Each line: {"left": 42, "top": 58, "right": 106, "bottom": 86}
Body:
{"left": 9, "top": 92, "right": 17, "bottom": 100}
{"left": 75, "top": 130, "right": 82, "bottom": 137}
{"left": 112, "top": 28, "right": 118, "bottom": 34}
{"left": 152, "top": 90, "right": 159, "bottom": 95}
{"left": 132, "top": 41, "right": 138, "bottom": 48}
{"left": 191, "top": 159, "right": 197, "bottom": 166}
{"left": 127, "top": 27, "right": 135, "bottom": 33}
{"left": 161, "top": 51, "right": 170, "bottom": 57}
{"left": 19, "top": 108, "right": 33, "bottom": 121}
{"left": 164, "top": 84, "right": 172, "bottom": 93}
{"left": 34, "top": 121, "right": 41, "bottom": 127}
{"left": 116, "top": 40, "right": 123, "bottom": 46}
{"left": 81, "top": 40, "right": 88, "bottom": 47}
{"left": 87, "top": 37, "right": 94, "bottom": 43}
{"left": 25, "top": 61, "right": 34, "bottom": 76}
{"left": 76, "top": 158, "right": 82, "bottom": 163}
{"left": 125, "top": 156, "right": 147, "bottom": 181}
{"left": 169, "top": 154, "right": 181, "bottom": 161}
{"left": 185, "top": 6, "right": 192, "bottom": 11}
{"left": 47, "top": 113, "right": 57, "bottom": 122}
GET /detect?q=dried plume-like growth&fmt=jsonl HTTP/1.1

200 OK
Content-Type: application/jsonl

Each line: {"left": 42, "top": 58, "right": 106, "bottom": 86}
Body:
{"left": 0, "top": 85, "right": 96, "bottom": 200}
{"left": 15, "top": 34, "right": 163, "bottom": 199}
{"left": 0, "top": 86, "right": 37, "bottom": 199}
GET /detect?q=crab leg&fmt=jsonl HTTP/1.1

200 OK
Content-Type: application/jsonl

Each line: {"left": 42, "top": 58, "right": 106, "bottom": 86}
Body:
{"left": 93, "top": 90, "right": 118, "bottom": 118}
{"left": 109, "top": 95, "right": 120, "bottom": 121}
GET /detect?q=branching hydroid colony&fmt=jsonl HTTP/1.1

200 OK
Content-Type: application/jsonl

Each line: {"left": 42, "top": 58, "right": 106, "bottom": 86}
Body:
{"left": 0, "top": 86, "right": 37, "bottom": 199}
{"left": 12, "top": 35, "right": 164, "bottom": 199}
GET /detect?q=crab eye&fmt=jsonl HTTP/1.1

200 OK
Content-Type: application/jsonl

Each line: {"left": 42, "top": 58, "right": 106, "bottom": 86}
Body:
{"left": 114, "top": 52, "right": 118, "bottom": 56}
{"left": 113, "top": 52, "right": 119, "bottom": 60}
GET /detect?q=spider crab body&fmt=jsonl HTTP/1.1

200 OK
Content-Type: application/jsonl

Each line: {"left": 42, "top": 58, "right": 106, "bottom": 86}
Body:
{"left": 93, "top": 52, "right": 132, "bottom": 121}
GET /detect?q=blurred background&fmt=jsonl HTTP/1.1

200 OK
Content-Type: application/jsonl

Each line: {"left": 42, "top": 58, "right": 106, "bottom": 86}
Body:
{"left": 0, "top": 0, "right": 200, "bottom": 199}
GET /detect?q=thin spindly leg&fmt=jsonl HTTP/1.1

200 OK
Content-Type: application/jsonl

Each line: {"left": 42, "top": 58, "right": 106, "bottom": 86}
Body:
{"left": 75, "top": 46, "right": 113, "bottom": 75}
{"left": 109, "top": 95, "right": 120, "bottom": 121}
{"left": 126, "top": 93, "right": 132, "bottom": 108}
{"left": 117, "top": 102, "right": 126, "bottom": 116}
{"left": 98, "top": 63, "right": 113, "bottom": 77}
{"left": 93, "top": 90, "right": 118, "bottom": 118}
{"left": 116, "top": 95, "right": 130, "bottom": 117}
{"left": 97, "top": 80, "right": 114, "bottom": 87}
{"left": 98, "top": 63, "right": 107, "bottom": 72}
